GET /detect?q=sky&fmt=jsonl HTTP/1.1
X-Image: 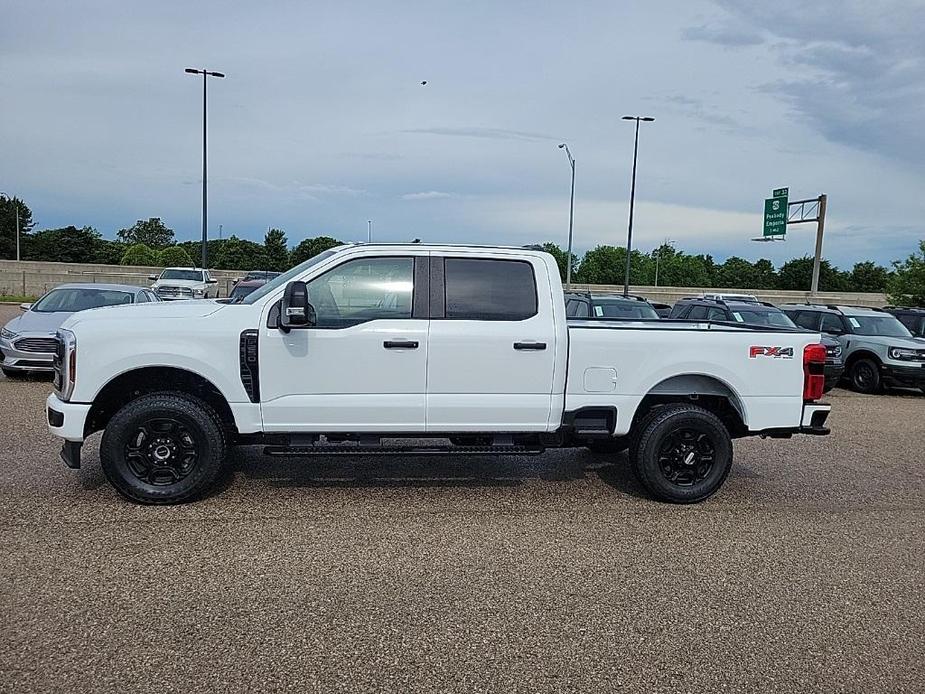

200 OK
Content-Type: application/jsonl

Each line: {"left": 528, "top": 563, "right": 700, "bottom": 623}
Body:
{"left": 1, "top": 0, "right": 923, "bottom": 269}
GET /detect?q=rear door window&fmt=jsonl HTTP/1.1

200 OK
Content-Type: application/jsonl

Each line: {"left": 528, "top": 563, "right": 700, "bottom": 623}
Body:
{"left": 566, "top": 298, "right": 590, "bottom": 318}
{"left": 443, "top": 258, "right": 537, "bottom": 320}
{"left": 686, "top": 306, "right": 709, "bottom": 320}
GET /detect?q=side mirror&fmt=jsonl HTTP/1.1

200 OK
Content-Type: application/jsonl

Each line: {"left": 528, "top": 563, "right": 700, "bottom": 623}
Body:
{"left": 823, "top": 328, "right": 844, "bottom": 336}
{"left": 20, "top": 303, "right": 32, "bottom": 312}
{"left": 279, "top": 281, "right": 316, "bottom": 332}
{"left": 207, "top": 278, "right": 217, "bottom": 284}
{"left": 148, "top": 274, "right": 158, "bottom": 281}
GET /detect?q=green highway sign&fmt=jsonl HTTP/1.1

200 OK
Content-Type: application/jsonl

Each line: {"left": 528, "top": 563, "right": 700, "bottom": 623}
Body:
{"left": 763, "top": 195, "right": 788, "bottom": 237}
{"left": 773, "top": 187, "right": 789, "bottom": 198}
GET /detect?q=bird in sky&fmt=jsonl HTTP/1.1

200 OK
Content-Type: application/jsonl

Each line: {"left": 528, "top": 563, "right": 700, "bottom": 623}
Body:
{"left": 420, "top": 80, "right": 427, "bottom": 86}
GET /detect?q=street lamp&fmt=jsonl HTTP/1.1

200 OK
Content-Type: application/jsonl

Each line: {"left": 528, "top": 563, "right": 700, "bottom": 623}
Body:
{"left": 0, "top": 192, "right": 20, "bottom": 261}
{"left": 620, "top": 115, "right": 654, "bottom": 296}
{"left": 557, "top": 143, "right": 576, "bottom": 287}
{"left": 367, "top": 220, "right": 372, "bottom": 243}
{"left": 185, "top": 67, "right": 225, "bottom": 269}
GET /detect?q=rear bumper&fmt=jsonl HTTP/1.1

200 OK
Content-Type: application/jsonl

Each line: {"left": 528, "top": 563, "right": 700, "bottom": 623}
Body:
{"left": 756, "top": 403, "right": 831, "bottom": 439}
{"left": 881, "top": 363, "right": 925, "bottom": 388}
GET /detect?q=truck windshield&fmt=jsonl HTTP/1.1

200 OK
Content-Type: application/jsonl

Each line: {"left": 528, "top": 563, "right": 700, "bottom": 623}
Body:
{"left": 240, "top": 249, "right": 340, "bottom": 304}
{"left": 845, "top": 314, "right": 913, "bottom": 337}
{"left": 160, "top": 269, "right": 203, "bottom": 281}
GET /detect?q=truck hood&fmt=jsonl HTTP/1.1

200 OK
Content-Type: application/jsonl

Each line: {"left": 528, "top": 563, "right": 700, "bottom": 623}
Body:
{"left": 846, "top": 334, "right": 924, "bottom": 349}
{"left": 62, "top": 300, "right": 223, "bottom": 330}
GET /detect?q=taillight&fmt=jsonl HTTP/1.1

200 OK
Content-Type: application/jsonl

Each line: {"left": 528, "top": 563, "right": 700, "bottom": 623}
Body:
{"left": 803, "top": 343, "right": 826, "bottom": 401}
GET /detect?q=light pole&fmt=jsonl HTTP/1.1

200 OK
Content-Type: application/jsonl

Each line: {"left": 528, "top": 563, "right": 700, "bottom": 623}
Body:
{"left": 367, "top": 220, "right": 372, "bottom": 243}
{"left": 557, "top": 143, "right": 576, "bottom": 287}
{"left": 185, "top": 67, "right": 225, "bottom": 269}
{"left": 620, "top": 115, "right": 654, "bottom": 296}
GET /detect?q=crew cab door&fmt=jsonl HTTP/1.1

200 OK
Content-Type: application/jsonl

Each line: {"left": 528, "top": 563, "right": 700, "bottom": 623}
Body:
{"left": 259, "top": 252, "right": 429, "bottom": 432}
{"left": 425, "top": 253, "right": 559, "bottom": 431}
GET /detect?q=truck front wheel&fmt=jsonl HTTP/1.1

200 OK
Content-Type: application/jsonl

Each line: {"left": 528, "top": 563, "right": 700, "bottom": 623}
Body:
{"left": 100, "top": 392, "right": 227, "bottom": 504}
{"left": 630, "top": 404, "right": 733, "bottom": 504}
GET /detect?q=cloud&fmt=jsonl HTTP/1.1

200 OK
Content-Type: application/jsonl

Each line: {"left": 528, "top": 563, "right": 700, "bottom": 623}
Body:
{"left": 402, "top": 126, "right": 559, "bottom": 142}
{"left": 401, "top": 191, "right": 456, "bottom": 201}
{"left": 705, "top": 0, "right": 925, "bottom": 164}
{"left": 297, "top": 183, "right": 365, "bottom": 197}
{"left": 681, "top": 23, "right": 764, "bottom": 47}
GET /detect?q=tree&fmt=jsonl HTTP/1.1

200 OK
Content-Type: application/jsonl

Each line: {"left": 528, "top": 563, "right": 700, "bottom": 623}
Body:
{"left": 116, "top": 217, "right": 175, "bottom": 248}
{"left": 26, "top": 226, "right": 103, "bottom": 263}
{"left": 777, "top": 256, "right": 848, "bottom": 292}
{"left": 849, "top": 261, "right": 890, "bottom": 293}
{"left": 536, "top": 242, "right": 578, "bottom": 283}
{"left": 158, "top": 245, "right": 195, "bottom": 267}
{"left": 264, "top": 228, "right": 290, "bottom": 271}
{"left": 213, "top": 235, "right": 267, "bottom": 270}
{"left": 93, "top": 240, "right": 128, "bottom": 265}
{"left": 0, "top": 195, "right": 35, "bottom": 259}
{"left": 121, "top": 243, "right": 158, "bottom": 266}
{"left": 290, "top": 236, "right": 342, "bottom": 266}
{"left": 715, "top": 256, "right": 776, "bottom": 290}
{"left": 887, "top": 240, "right": 925, "bottom": 306}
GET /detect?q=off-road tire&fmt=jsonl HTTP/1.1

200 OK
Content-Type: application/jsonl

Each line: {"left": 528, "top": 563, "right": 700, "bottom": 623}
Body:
{"left": 629, "top": 404, "right": 733, "bottom": 504}
{"left": 100, "top": 392, "right": 227, "bottom": 505}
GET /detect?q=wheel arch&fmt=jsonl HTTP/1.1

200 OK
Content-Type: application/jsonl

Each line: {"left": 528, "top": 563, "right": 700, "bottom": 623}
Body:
{"left": 633, "top": 373, "right": 747, "bottom": 438}
{"left": 85, "top": 366, "right": 237, "bottom": 438}
{"left": 844, "top": 349, "right": 882, "bottom": 369}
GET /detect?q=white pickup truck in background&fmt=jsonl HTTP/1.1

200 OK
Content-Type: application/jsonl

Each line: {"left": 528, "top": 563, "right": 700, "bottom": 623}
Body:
{"left": 46, "top": 244, "right": 831, "bottom": 504}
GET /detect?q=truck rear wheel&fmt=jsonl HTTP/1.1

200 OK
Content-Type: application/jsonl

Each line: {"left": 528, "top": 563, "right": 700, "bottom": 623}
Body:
{"left": 100, "top": 392, "right": 227, "bottom": 505}
{"left": 630, "top": 404, "right": 732, "bottom": 504}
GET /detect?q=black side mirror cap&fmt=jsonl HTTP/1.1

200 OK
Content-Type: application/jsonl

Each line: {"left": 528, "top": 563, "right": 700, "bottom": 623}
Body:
{"left": 279, "top": 281, "right": 316, "bottom": 332}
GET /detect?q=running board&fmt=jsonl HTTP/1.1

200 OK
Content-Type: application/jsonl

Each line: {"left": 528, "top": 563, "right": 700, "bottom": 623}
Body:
{"left": 263, "top": 444, "right": 545, "bottom": 457}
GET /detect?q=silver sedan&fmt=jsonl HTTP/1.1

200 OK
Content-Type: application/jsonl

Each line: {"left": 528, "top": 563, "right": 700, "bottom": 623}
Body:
{"left": 0, "top": 283, "right": 160, "bottom": 377}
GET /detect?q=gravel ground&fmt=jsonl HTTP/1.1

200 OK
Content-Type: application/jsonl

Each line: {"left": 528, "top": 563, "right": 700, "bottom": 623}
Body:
{"left": 0, "top": 305, "right": 923, "bottom": 693}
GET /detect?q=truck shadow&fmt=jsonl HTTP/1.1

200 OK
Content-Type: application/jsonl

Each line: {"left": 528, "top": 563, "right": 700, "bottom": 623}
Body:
{"left": 226, "top": 447, "right": 648, "bottom": 498}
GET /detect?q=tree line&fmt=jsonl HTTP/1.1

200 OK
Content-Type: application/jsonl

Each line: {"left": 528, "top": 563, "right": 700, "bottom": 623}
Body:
{"left": 1, "top": 194, "right": 923, "bottom": 305}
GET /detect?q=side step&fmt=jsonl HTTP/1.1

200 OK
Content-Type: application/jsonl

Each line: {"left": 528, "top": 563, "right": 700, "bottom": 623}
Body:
{"left": 263, "top": 444, "right": 545, "bottom": 457}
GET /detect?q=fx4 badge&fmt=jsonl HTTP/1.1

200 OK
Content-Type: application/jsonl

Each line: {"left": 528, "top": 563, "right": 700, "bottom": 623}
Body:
{"left": 749, "top": 346, "right": 794, "bottom": 359}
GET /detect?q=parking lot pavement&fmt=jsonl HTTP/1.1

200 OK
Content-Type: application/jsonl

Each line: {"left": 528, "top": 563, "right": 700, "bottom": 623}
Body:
{"left": 0, "top": 309, "right": 922, "bottom": 693}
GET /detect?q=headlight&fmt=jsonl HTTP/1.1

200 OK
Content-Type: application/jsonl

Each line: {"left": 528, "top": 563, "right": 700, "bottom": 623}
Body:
{"left": 193, "top": 288, "right": 205, "bottom": 296}
{"left": 889, "top": 347, "right": 920, "bottom": 361}
{"left": 55, "top": 329, "right": 77, "bottom": 401}
{"left": 826, "top": 345, "right": 842, "bottom": 358}
{"left": 0, "top": 327, "right": 18, "bottom": 340}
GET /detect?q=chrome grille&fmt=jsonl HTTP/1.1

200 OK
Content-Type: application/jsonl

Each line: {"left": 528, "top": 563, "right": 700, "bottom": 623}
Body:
{"left": 156, "top": 285, "right": 193, "bottom": 297}
{"left": 14, "top": 337, "right": 58, "bottom": 353}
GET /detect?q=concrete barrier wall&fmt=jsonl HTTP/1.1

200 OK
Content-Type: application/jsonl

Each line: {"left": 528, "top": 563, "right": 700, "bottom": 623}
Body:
{"left": 0, "top": 260, "right": 248, "bottom": 298}
{"left": 0, "top": 259, "right": 889, "bottom": 307}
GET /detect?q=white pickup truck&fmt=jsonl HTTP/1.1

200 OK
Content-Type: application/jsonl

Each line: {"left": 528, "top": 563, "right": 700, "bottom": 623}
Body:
{"left": 46, "top": 244, "right": 831, "bottom": 505}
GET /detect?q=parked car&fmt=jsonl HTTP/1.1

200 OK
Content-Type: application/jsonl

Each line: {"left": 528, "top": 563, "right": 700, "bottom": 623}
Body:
{"left": 47, "top": 243, "right": 830, "bottom": 506}
{"left": 227, "top": 278, "right": 268, "bottom": 303}
{"left": 780, "top": 304, "right": 925, "bottom": 394}
{"left": 564, "top": 292, "right": 660, "bottom": 319}
{"left": 670, "top": 297, "right": 844, "bottom": 391}
{"left": 883, "top": 306, "right": 925, "bottom": 338}
{"left": 241, "top": 270, "right": 281, "bottom": 282}
{"left": 1, "top": 284, "right": 159, "bottom": 377}
{"left": 649, "top": 301, "right": 672, "bottom": 318}
{"left": 149, "top": 267, "right": 217, "bottom": 300}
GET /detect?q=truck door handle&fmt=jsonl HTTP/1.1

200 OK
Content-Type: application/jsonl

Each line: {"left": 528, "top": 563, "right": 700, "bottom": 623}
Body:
{"left": 513, "top": 341, "right": 546, "bottom": 351}
{"left": 383, "top": 340, "right": 419, "bottom": 349}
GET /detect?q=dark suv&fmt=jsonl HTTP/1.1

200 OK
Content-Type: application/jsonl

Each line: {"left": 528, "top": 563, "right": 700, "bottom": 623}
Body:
{"left": 671, "top": 297, "right": 844, "bottom": 392}
{"left": 564, "top": 292, "right": 660, "bottom": 320}
{"left": 781, "top": 304, "right": 925, "bottom": 393}
{"left": 883, "top": 306, "right": 925, "bottom": 338}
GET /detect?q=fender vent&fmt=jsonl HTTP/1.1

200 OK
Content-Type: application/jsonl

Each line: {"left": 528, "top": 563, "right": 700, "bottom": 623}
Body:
{"left": 239, "top": 330, "right": 260, "bottom": 403}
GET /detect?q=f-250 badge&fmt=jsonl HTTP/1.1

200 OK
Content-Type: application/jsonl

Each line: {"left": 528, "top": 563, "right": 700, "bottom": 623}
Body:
{"left": 749, "top": 346, "right": 794, "bottom": 359}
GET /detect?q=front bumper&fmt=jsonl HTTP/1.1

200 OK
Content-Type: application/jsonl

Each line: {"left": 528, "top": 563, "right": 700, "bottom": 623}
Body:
{"left": 880, "top": 362, "right": 925, "bottom": 388}
{"left": 0, "top": 338, "right": 54, "bottom": 371}
{"left": 47, "top": 393, "right": 91, "bottom": 469}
